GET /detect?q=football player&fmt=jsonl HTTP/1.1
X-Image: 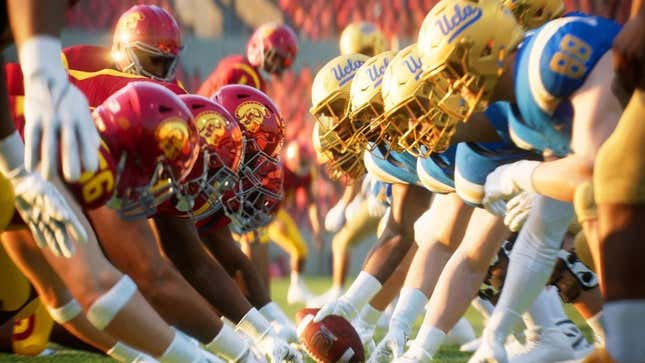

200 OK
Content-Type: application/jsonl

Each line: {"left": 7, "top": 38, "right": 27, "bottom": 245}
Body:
{"left": 197, "top": 22, "right": 298, "bottom": 97}
{"left": 379, "top": 1, "right": 624, "bottom": 362}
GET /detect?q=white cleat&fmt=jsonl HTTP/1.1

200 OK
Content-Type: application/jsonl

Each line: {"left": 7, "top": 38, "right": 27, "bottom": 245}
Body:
{"left": 556, "top": 320, "right": 595, "bottom": 361}
{"left": 461, "top": 337, "right": 482, "bottom": 353}
{"left": 444, "top": 317, "right": 477, "bottom": 346}
{"left": 307, "top": 286, "right": 343, "bottom": 307}
{"left": 287, "top": 280, "right": 315, "bottom": 305}
{"left": 508, "top": 323, "right": 592, "bottom": 363}
{"left": 393, "top": 343, "right": 434, "bottom": 363}
{"left": 468, "top": 337, "right": 508, "bottom": 363}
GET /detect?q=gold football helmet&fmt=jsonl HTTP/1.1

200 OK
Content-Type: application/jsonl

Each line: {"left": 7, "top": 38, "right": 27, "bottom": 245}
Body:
{"left": 340, "top": 22, "right": 388, "bottom": 56}
{"left": 381, "top": 44, "right": 458, "bottom": 155}
{"left": 312, "top": 121, "right": 366, "bottom": 180}
{"left": 310, "top": 53, "right": 370, "bottom": 154}
{"left": 348, "top": 50, "right": 396, "bottom": 150}
{"left": 502, "top": 0, "right": 564, "bottom": 29}
{"left": 418, "top": 0, "right": 524, "bottom": 122}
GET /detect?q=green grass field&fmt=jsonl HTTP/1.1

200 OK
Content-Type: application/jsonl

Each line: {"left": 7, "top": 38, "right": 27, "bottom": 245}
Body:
{"left": 0, "top": 277, "right": 592, "bottom": 362}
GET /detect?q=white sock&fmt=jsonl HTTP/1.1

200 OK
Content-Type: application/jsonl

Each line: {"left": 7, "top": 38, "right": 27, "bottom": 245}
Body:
{"left": 412, "top": 325, "right": 446, "bottom": 358}
{"left": 488, "top": 197, "right": 573, "bottom": 340}
{"left": 472, "top": 296, "right": 494, "bottom": 321}
{"left": 158, "top": 330, "right": 200, "bottom": 363}
{"left": 586, "top": 311, "right": 605, "bottom": 346}
{"left": 356, "top": 304, "right": 382, "bottom": 328}
{"left": 290, "top": 271, "right": 302, "bottom": 285}
{"left": 523, "top": 287, "right": 560, "bottom": 330}
{"left": 391, "top": 287, "right": 428, "bottom": 334}
{"left": 604, "top": 300, "right": 645, "bottom": 363}
{"left": 107, "top": 342, "right": 157, "bottom": 363}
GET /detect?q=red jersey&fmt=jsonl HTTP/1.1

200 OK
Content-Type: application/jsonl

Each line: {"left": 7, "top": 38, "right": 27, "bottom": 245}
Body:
{"left": 197, "top": 54, "right": 266, "bottom": 97}
{"left": 62, "top": 45, "right": 115, "bottom": 72}
{"left": 283, "top": 167, "right": 312, "bottom": 194}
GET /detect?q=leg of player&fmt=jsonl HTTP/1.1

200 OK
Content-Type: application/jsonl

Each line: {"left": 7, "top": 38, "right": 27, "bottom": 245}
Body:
{"left": 470, "top": 197, "right": 574, "bottom": 363}
{"left": 594, "top": 89, "right": 645, "bottom": 363}
{"left": 240, "top": 236, "right": 270, "bottom": 289}
{"left": 1, "top": 229, "right": 159, "bottom": 362}
{"left": 152, "top": 215, "right": 302, "bottom": 361}
{"left": 86, "top": 206, "right": 224, "bottom": 344}
{"left": 200, "top": 226, "right": 300, "bottom": 347}
{"left": 399, "top": 208, "right": 508, "bottom": 362}
{"left": 266, "top": 209, "right": 313, "bottom": 304}
{"left": 371, "top": 193, "right": 473, "bottom": 362}
{"left": 314, "top": 199, "right": 381, "bottom": 306}
{"left": 315, "top": 183, "right": 431, "bottom": 323}
{"left": 33, "top": 184, "right": 203, "bottom": 361}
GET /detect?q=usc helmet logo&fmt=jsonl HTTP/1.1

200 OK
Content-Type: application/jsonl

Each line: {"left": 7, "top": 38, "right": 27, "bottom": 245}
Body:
{"left": 156, "top": 117, "right": 190, "bottom": 160}
{"left": 196, "top": 111, "right": 226, "bottom": 146}
{"left": 117, "top": 11, "right": 144, "bottom": 33}
{"left": 235, "top": 101, "right": 268, "bottom": 133}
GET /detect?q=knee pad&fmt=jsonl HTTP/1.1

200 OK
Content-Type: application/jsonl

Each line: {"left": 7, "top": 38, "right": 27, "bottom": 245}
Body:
{"left": 87, "top": 275, "right": 137, "bottom": 330}
{"left": 574, "top": 181, "right": 597, "bottom": 224}
{"left": 548, "top": 248, "right": 598, "bottom": 303}
{"left": 46, "top": 299, "right": 83, "bottom": 324}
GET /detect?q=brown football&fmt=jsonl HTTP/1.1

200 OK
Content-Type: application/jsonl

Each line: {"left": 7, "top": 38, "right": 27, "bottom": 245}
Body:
{"left": 296, "top": 308, "right": 364, "bottom": 363}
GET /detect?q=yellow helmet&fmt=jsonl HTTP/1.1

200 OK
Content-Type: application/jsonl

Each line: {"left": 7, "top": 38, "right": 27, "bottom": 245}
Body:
{"left": 340, "top": 22, "right": 388, "bottom": 56}
{"left": 313, "top": 121, "right": 366, "bottom": 180}
{"left": 310, "top": 53, "right": 369, "bottom": 154}
{"left": 381, "top": 44, "right": 459, "bottom": 155}
{"left": 502, "top": 0, "right": 564, "bottom": 29}
{"left": 379, "top": 44, "right": 456, "bottom": 156}
{"left": 348, "top": 50, "right": 396, "bottom": 149}
{"left": 417, "top": 0, "right": 524, "bottom": 122}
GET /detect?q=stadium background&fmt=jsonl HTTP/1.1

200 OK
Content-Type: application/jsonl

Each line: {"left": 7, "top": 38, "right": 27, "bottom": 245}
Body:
{"left": 3, "top": 0, "right": 632, "bottom": 278}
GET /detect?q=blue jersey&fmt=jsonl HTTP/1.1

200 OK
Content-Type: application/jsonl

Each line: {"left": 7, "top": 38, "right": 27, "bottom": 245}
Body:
{"left": 455, "top": 102, "right": 539, "bottom": 207}
{"left": 363, "top": 145, "right": 420, "bottom": 185}
{"left": 513, "top": 14, "right": 621, "bottom": 156}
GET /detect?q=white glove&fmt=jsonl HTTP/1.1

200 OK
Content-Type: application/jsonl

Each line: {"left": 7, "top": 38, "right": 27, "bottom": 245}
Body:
{"left": 482, "top": 161, "right": 540, "bottom": 217}
{"left": 237, "top": 308, "right": 302, "bottom": 363}
{"left": 324, "top": 200, "right": 347, "bottom": 232}
{"left": 0, "top": 132, "right": 87, "bottom": 258}
{"left": 314, "top": 272, "right": 382, "bottom": 323}
{"left": 369, "top": 328, "right": 407, "bottom": 362}
{"left": 504, "top": 192, "right": 535, "bottom": 232}
{"left": 19, "top": 36, "right": 100, "bottom": 182}
{"left": 467, "top": 337, "right": 508, "bottom": 363}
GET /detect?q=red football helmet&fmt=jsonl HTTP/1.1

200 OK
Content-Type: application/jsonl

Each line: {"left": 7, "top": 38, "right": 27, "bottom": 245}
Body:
{"left": 211, "top": 85, "right": 285, "bottom": 159}
{"left": 222, "top": 155, "right": 284, "bottom": 233}
{"left": 112, "top": 5, "right": 182, "bottom": 81}
{"left": 174, "top": 94, "right": 244, "bottom": 220}
{"left": 94, "top": 81, "right": 199, "bottom": 219}
{"left": 246, "top": 23, "right": 298, "bottom": 75}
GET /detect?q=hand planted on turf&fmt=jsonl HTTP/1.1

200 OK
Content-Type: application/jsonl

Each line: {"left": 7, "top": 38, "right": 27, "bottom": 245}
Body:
{"left": 353, "top": 318, "right": 376, "bottom": 357}
{"left": 271, "top": 321, "right": 299, "bottom": 344}
{"left": 314, "top": 298, "right": 359, "bottom": 323}
{"left": 392, "top": 342, "right": 433, "bottom": 363}
{"left": 467, "top": 337, "right": 508, "bottom": 363}
{"left": 369, "top": 328, "right": 407, "bottom": 363}
{"left": 238, "top": 345, "right": 268, "bottom": 363}
{"left": 504, "top": 192, "right": 535, "bottom": 232}
{"left": 10, "top": 168, "right": 87, "bottom": 258}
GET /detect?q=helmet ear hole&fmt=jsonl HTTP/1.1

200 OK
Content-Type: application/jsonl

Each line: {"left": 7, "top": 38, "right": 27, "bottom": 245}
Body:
{"left": 158, "top": 105, "right": 173, "bottom": 113}
{"left": 480, "top": 40, "right": 494, "bottom": 57}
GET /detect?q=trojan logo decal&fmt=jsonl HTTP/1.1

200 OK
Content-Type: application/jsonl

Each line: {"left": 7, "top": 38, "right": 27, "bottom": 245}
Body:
{"left": 196, "top": 111, "right": 226, "bottom": 146}
{"left": 311, "top": 325, "right": 338, "bottom": 356}
{"left": 117, "top": 11, "right": 144, "bottom": 33}
{"left": 156, "top": 117, "right": 190, "bottom": 160}
{"left": 235, "top": 101, "right": 268, "bottom": 133}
